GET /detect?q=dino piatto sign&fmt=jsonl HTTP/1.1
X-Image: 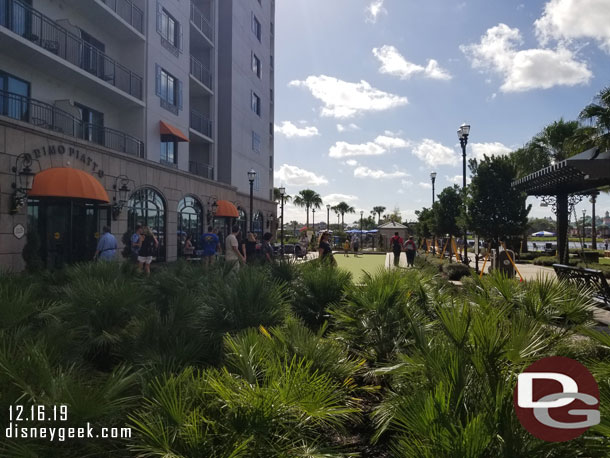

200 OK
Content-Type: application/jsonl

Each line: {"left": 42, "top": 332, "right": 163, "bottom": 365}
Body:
{"left": 27, "top": 144, "right": 105, "bottom": 177}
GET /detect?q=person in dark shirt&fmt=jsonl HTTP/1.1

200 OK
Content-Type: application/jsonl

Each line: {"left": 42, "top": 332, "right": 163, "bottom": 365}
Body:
{"left": 245, "top": 232, "right": 258, "bottom": 264}
{"left": 390, "top": 232, "right": 403, "bottom": 267}
{"left": 261, "top": 232, "right": 274, "bottom": 263}
{"left": 318, "top": 232, "right": 335, "bottom": 265}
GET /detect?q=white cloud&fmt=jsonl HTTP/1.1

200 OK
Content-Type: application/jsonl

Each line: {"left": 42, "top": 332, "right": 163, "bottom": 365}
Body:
{"left": 470, "top": 142, "right": 512, "bottom": 160}
{"left": 289, "top": 75, "right": 408, "bottom": 118}
{"left": 373, "top": 45, "right": 452, "bottom": 80}
{"left": 419, "top": 182, "right": 432, "bottom": 189}
{"left": 535, "top": 0, "right": 610, "bottom": 53}
{"left": 354, "top": 166, "right": 409, "bottom": 179}
{"left": 366, "top": 0, "right": 386, "bottom": 23}
{"left": 274, "top": 164, "right": 328, "bottom": 187}
{"left": 411, "top": 139, "right": 458, "bottom": 167}
{"left": 336, "top": 123, "right": 360, "bottom": 132}
{"left": 274, "top": 121, "right": 319, "bottom": 138}
{"left": 460, "top": 23, "right": 592, "bottom": 92}
{"left": 329, "top": 141, "right": 385, "bottom": 158}
{"left": 446, "top": 175, "right": 472, "bottom": 185}
{"left": 345, "top": 159, "right": 359, "bottom": 167}
{"left": 322, "top": 193, "right": 359, "bottom": 206}
{"left": 401, "top": 179, "right": 413, "bottom": 187}
{"left": 374, "top": 135, "right": 411, "bottom": 149}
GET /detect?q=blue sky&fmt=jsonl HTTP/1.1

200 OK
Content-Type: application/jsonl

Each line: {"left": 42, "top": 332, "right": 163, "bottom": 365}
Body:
{"left": 273, "top": 0, "right": 610, "bottom": 226}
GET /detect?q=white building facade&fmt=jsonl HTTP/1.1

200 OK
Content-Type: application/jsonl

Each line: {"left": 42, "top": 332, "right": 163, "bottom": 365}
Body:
{"left": 0, "top": 0, "right": 276, "bottom": 270}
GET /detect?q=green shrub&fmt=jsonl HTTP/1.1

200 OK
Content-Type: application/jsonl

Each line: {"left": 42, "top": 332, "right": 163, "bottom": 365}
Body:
{"left": 533, "top": 255, "right": 561, "bottom": 266}
{"left": 442, "top": 262, "right": 471, "bottom": 280}
{"left": 21, "top": 229, "right": 43, "bottom": 272}
{"left": 518, "top": 251, "right": 544, "bottom": 261}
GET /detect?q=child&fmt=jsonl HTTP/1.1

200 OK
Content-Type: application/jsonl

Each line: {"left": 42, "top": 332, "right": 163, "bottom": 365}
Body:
{"left": 343, "top": 238, "right": 350, "bottom": 257}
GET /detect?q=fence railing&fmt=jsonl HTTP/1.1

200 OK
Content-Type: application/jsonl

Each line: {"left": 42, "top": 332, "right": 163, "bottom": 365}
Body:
{"left": 100, "top": 0, "right": 144, "bottom": 33}
{"left": 0, "top": 0, "right": 143, "bottom": 99}
{"left": 190, "top": 2, "right": 214, "bottom": 43}
{"left": 190, "top": 109, "right": 212, "bottom": 139}
{"left": 189, "top": 161, "right": 214, "bottom": 179}
{"left": 190, "top": 55, "right": 213, "bottom": 90}
{"left": 0, "top": 90, "right": 144, "bottom": 157}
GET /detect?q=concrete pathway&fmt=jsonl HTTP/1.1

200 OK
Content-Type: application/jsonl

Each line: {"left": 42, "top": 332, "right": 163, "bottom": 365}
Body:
{"left": 385, "top": 252, "right": 407, "bottom": 268}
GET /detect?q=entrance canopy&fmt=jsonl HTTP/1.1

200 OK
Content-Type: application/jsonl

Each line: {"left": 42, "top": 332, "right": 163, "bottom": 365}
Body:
{"left": 29, "top": 167, "right": 109, "bottom": 203}
{"left": 215, "top": 199, "right": 239, "bottom": 218}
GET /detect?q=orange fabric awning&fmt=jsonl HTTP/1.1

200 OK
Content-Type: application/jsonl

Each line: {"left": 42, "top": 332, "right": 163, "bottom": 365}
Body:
{"left": 28, "top": 167, "right": 110, "bottom": 203}
{"left": 215, "top": 200, "right": 239, "bottom": 218}
{"left": 160, "top": 121, "right": 189, "bottom": 142}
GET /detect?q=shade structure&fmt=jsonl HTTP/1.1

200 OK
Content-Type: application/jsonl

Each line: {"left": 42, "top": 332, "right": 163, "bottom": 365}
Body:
{"left": 159, "top": 121, "right": 190, "bottom": 142}
{"left": 28, "top": 167, "right": 109, "bottom": 203}
{"left": 531, "top": 231, "right": 555, "bottom": 237}
{"left": 214, "top": 200, "right": 239, "bottom": 218}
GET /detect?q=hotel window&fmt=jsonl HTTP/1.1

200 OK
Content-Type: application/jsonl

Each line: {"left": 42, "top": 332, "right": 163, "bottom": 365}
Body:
{"left": 160, "top": 138, "right": 177, "bottom": 164}
{"left": 157, "top": 4, "right": 182, "bottom": 53}
{"left": 251, "top": 91, "right": 261, "bottom": 116}
{"left": 251, "top": 13, "right": 261, "bottom": 41}
{"left": 0, "top": 70, "right": 30, "bottom": 121}
{"left": 156, "top": 65, "right": 183, "bottom": 114}
{"left": 252, "top": 131, "right": 261, "bottom": 154}
{"left": 252, "top": 52, "right": 261, "bottom": 78}
{"left": 75, "top": 102, "right": 104, "bottom": 145}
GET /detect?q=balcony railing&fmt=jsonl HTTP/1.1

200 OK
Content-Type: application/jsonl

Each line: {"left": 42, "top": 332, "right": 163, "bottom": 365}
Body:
{"left": 189, "top": 161, "right": 214, "bottom": 180}
{"left": 100, "top": 0, "right": 144, "bottom": 33}
{"left": 190, "top": 2, "right": 213, "bottom": 44}
{"left": 0, "top": 89, "right": 144, "bottom": 157}
{"left": 0, "top": 0, "right": 143, "bottom": 99}
{"left": 190, "top": 55, "right": 213, "bottom": 91}
{"left": 190, "top": 109, "right": 212, "bottom": 139}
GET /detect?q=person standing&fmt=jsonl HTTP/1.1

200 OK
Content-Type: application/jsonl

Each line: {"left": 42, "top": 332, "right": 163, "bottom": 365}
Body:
{"left": 94, "top": 226, "right": 118, "bottom": 261}
{"left": 351, "top": 233, "right": 360, "bottom": 257}
{"left": 225, "top": 225, "right": 246, "bottom": 269}
{"left": 343, "top": 238, "right": 350, "bottom": 257}
{"left": 200, "top": 226, "right": 220, "bottom": 266}
{"left": 318, "top": 231, "right": 335, "bottom": 265}
{"left": 404, "top": 236, "right": 417, "bottom": 267}
{"left": 245, "top": 232, "right": 258, "bottom": 264}
{"left": 390, "top": 232, "right": 403, "bottom": 267}
{"left": 261, "top": 232, "right": 274, "bottom": 263}
{"left": 183, "top": 234, "right": 194, "bottom": 258}
{"left": 130, "top": 224, "right": 143, "bottom": 262}
{"left": 138, "top": 226, "right": 158, "bottom": 275}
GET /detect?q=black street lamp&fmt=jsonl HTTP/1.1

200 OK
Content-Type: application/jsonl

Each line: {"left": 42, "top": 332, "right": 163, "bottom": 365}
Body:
{"left": 582, "top": 209, "right": 587, "bottom": 244}
{"left": 247, "top": 169, "right": 256, "bottom": 232}
{"left": 326, "top": 204, "right": 330, "bottom": 230}
{"left": 458, "top": 123, "right": 470, "bottom": 265}
{"left": 279, "top": 186, "right": 286, "bottom": 255}
{"left": 430, "top": 171, "right": 437, "bottom": 255}
{"left": 312, "top": 208, "right": 316, "bottom": 233}
{"left": 591, "top": 192, "right": 598, "bottom": 250}
{"left": 360, "top": 210, "right": 364, "bottom": 247}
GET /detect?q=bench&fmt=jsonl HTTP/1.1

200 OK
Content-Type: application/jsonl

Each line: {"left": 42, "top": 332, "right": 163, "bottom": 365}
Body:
{"left": 552, "top": 264, "right": 610, "bottom": 308}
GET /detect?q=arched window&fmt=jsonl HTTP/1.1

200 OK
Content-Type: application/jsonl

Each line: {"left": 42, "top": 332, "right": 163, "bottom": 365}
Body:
{"left": 253, "top": 211, "right": 263, "bottom": 238}
{"left": 128, "top": 188, "right": 166, "bottom": 261}
{"left": 178, "top": 196, "right": 203, "bottom": 256}
{"left": 237, "top": 208, "right": 247, "bottom": 236}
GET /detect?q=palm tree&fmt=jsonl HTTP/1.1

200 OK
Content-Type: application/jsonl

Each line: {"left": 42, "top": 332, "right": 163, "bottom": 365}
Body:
{"left": 530, "top": 118, "right": 582, "bottom": 163}
{"left": 293, "top": 189, "right": 322, "bottom": 229}
{"left": 273, "top": 187, "right": 292, "bottom": 204}
{"left": 579, "top": 86, "right": 610, "bottom": 150}
{"left": 371, "top": 206, "right": 386, "bottom": 224}
{"left": 333, "top": 202, "right": 355, "bottom": 229}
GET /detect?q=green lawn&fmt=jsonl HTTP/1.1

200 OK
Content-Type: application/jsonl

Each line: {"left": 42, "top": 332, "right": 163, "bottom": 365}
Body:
{"left": 334, "top": 253, "right": 387, "bottom": 282}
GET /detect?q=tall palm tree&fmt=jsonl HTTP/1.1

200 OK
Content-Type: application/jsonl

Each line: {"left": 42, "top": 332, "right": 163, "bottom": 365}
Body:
{"left": 530, "top": 118, "right": 581, "bottom": 163}
{"left": 333, "top": 202, "right": 355, "bottom": 229}
{"left": 371, "top": 206, "right": 386, "bottom": 224}
{"left": 273, "top": 187, "right": 292, "bottom": 204}
{"left": 579, "top": 86, "right": 610, "bottom": 150}
{"left": 293, "top": 189, "right": 322, "bottom": 229}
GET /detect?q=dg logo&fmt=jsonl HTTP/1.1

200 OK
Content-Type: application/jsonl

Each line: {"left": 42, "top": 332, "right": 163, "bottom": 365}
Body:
{"left": 514, "top": 356, "right": 600, "bottom": 442}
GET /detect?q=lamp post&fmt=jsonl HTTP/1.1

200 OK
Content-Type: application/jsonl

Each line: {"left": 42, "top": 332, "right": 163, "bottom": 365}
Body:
{"left": 458, "top": 123, "right": 470, "bottom": 265}
{"left": 326, "top": 204, "right": 331, "bottom": 230}
{"left": 247, "top": 169, "right": 256, "bottom": 232}
{"left": 430, "top": 171, "right": 437, "bottom": 254}
{"left": 279, "top": 186, "right": 285, "bottom": 256}
{"left": 582, "top": 209, "right": 587, "bottom": 245}
{"left": 10, "top": 153, "right": 37, "bottom": 214}
{"left": 312, "top": 208, "right": 315, "bottom": 233}
{"left": 591, "top": 192, "right": 598, "bottom": 250}
{"left": 360, "top": 210, "right": 364, "bottom": 248}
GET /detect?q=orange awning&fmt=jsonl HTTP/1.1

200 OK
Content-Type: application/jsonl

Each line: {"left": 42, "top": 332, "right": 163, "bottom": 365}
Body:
{"left": 160, "top": 121, "right": 189, "bottom": 142}
{"left": 29, "top": 167, "right": 110, "bottom": 203}
{"left": 215, "top": 200, "right": 239, "bottom": 218}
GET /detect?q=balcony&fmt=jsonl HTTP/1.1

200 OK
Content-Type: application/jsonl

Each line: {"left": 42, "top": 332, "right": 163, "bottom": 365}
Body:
{"left": 190, "top": 109, "right": 213, "bottom": 140}
{"left": 0, "top": 0, "right": 143, "bottom": 100}
{"left": 189, "top": 161, "right": 214, "bottom": 180}
{"left": 190, "top": 2, "right": 214, "bottom": 45}
{"left": 190, "top": 55, "right": 213, "bottom": 92}
{"left": 0, "top": 90, "right": 144, "bottom": 157}
{"left": 100, "top": 0, "right": 144, "bottom": 33}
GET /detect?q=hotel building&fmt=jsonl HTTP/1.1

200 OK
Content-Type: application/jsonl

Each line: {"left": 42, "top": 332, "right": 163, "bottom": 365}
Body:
{"left": 0, "top": 0, "right": 276, "bottom": 269}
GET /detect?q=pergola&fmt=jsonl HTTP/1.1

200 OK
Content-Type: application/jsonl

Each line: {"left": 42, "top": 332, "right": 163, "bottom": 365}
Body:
{"left": 512, "top": 147, "right": 610, "bottom": 264}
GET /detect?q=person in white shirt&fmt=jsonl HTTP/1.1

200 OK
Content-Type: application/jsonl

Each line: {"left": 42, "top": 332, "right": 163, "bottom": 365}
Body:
{"left": 225, "top": 225, "right": 246, "bottom": 269}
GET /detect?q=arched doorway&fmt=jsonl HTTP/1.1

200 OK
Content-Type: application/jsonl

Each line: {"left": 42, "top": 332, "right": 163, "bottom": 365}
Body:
{"left": 177, "top": 196, "right": 203, "bottom": 256}
{"left": 127, "top": 188, "right": 166, "bottom": 261}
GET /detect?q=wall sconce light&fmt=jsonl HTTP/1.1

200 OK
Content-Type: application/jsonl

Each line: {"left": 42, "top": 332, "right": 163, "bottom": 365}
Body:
{"left": 10, "top": 153, "right": 38, "bottom": 214}
{"left": 112, "top": 175, "right": 134, "bottom": 220}
{"left": 206, "top": 195, "right": 218, "bottom": 221}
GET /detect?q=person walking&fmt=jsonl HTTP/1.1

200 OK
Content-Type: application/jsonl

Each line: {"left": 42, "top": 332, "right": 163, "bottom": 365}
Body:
{"left": 404, "top": 236, "right": 417, "bottom": 267}
{"left": 138, "top": 226, "right": 158, "bottom": 275}
{"left": 318, "top": 231, "right": 335, "bottom": 265}
{"left": 343, "top": 238, "right": 350, "bottom": 257}
{"left": 245, "top": 232, "right": 258, "bottom": 264}
{"left": 390, "top": 232, "right": 403, "bottom": 267}
{"left": 200, "top": 227, "right": 220, "bottom": 266}
{"left": 94, "top": 226, "right": 118, "bottom": 261}
{"left": 183, "top": 234, "right": 194, "bottom": 258}
{"left": 351, "top": 233, "right": 360, "bottom": 257}
{"left": 130, "top": 224, "right": 143, "bottom": 262}
{"left": 225, "top": 225, "right": 246, "bottom": 269}
{"left": 261, "top": 232, "right": 274, "bottom": 263}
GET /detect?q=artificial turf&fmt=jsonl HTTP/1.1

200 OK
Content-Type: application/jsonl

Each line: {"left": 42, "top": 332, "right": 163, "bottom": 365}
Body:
{"left": 333, "top": 252, "right": 387, "bottom": 282}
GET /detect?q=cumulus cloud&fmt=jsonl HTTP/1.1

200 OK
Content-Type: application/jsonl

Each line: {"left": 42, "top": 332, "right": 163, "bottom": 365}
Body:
{"left": 470, "top": 142, "right": 512, "bottom": 160}
{"left": 419, "top": 182, "right": 432, "bottom": 189}
{"left": 274, "top": 164, "right": 328, "bottom": 187}
{"left": 354, "top": 166, "right": 409, "bottom": 179}
{"left": 373, "top": 45, "right": 452, "bottom": 80}
{"left": 411, "top": 139, "right": 458, "bottom": 167}
{"left": 329, "top": 133, "right": 410, "bottom": 158}
{"left": 460, "top": 23, "right": 592, "bottom": 92}
{"left": 274, "top": 121, "right": 319, "bottom": 138}
{"left": 289, "top": 75, "right": 408, "bottom": 118}
{"left": 336, "top": 123, "right": 360, "bottom": 132}
{"left": 373, "top": 135, "right": 411, "bottom": 149}
{"left": 535, "top": 0, "right": 610, "bottom": 53}
{"left": 366, "top": 0, "right": 386, "bottom": 23}
{"left": 446, "top": 175, "right": 472, "bottom": 185}
{"left": 322, "top": 193, "right": 359, "bottom": 206}
{"left": 345, "top": 159, "right": 359, "bottom": 167}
